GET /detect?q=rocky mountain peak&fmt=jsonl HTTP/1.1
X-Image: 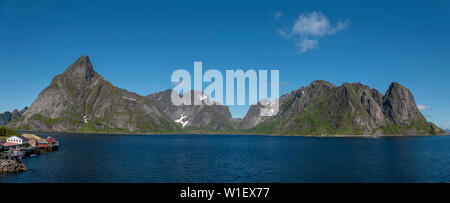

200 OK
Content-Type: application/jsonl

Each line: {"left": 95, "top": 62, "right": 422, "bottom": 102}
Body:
{"left": 62, "top": 55, "right": 96, "bottom": 83}
{"left": 310, "top": 80, "right": 336, "bottom": 88}
{"left": 387, "top": 82, "right": 403, "bottom": 89}
{"left": 383, "top": 82, "right": 422, "bottom": 126}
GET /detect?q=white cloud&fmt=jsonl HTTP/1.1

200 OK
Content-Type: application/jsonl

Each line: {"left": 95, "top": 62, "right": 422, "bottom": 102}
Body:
{"left": 279, "top": 11, "right": 348, "bottom": 54}
{"left": 418, "top": 105, "right": 431, "bottom": 110}
{"left": 296, "top": 38, "right": 318, "bottom": 53}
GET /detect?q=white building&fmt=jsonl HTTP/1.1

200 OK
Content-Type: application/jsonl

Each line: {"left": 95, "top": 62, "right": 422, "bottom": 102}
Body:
{"left": 6, "top": 135, "right": 28, "bottom": 145}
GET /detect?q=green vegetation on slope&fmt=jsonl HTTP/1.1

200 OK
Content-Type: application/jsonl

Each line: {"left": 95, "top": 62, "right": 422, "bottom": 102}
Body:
{"left": 382, "top": 119, "right": 444, "bottom": 135}
{"left": 0, "top": 127, "right": 19, "bottom": 141}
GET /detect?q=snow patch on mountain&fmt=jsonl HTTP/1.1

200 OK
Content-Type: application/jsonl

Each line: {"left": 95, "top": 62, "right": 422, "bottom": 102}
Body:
{"left": 174, "top": 114, "right": 189, "bottom": 128}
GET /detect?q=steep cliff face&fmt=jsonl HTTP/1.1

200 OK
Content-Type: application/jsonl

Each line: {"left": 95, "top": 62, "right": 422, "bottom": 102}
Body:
{"left": 382, "top": 82, "right": 422, "bottom": 126}
{"left": 9, "top": 56, "right": 178, "bottom": 132}
{"left": 240, "top": 102, "right": 268, "bottom": 130}
{"left": 380, "top": 82, "right": 443, "bottom": 134}
{"left": 242, "top": 80, "right": 445, "bottom": 135}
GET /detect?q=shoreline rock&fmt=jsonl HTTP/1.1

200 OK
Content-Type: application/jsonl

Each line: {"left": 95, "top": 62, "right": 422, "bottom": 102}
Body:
{"left": 0, "top": 159, "right": 28, "bottom": 173}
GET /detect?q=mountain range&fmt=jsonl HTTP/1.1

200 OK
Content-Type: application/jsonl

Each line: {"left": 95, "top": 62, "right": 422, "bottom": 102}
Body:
{"left": 241, "top": 81, "right": 443, "bottom": 135}
{"left": 7, "top": 55, "right": 446, "bottom": 136}
{"left": 0, "top": 107, "right": 28, "bottom": 126}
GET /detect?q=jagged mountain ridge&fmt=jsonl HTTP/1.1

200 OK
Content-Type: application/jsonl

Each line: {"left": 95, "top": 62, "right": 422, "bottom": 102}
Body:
{"left": 0, "top": 107, "right": 28, "bottom": 126}
{"left": 241, "top": 80, "right": 445, "bottom": 135}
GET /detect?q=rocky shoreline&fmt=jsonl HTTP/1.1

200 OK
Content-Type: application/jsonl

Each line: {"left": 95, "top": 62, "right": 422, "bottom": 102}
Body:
{"left": 0, "top": 158, "right": 28, "bottom": 173}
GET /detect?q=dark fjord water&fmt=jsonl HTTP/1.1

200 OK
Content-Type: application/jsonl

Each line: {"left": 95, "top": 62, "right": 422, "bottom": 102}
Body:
{"left": 1, "top": 133, "right": 449, "bottom": 183}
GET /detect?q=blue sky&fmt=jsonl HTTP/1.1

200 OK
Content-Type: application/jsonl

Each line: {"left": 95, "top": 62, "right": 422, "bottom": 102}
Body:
{"left": 1, "top": 0, "right": 449, "bottom": 128}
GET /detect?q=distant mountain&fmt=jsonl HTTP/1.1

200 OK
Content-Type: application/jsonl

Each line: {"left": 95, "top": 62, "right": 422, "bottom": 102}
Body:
{"left": 0, "top": 107, "right": 28, "bottom": 126}
{"left": 7, "top": 55, "right": 445, "bottom": 136}
{"left": 445, "top": 129, "right": 450, "bottom": 133}
{"left": 241, "top": 80, "right": 445, "bottom": 136}
{"left": 146, "top": 89, "right": 233, "bottom": 131}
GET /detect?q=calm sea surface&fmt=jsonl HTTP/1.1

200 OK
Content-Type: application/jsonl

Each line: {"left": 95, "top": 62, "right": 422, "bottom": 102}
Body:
{"left": 1, "top": 133, "right": 449, "bottom": 183}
